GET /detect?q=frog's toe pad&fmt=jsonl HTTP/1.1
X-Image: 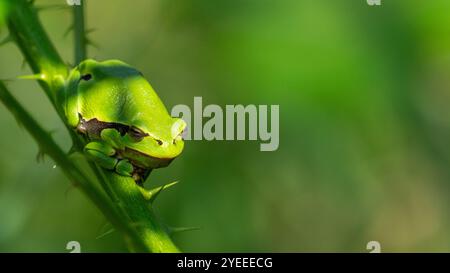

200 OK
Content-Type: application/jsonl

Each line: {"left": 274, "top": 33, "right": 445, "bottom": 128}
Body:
{"left": 115, "top": 159, "right": 134, "bottom": 177}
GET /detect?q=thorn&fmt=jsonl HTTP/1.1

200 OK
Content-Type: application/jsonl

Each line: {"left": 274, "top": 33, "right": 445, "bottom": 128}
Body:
{"left": 139, "top": 181, "right": 179, "bottom": 203}
{"left": 169, "top": 226, "right": 200, "bottom": 235}
{"left": 86, "top": 37, "right": 100, "bottom": 49}
{"left": 0, "top": 78, "right": 14, "bottom": 84}
{"left": 14, "top": 117, "right": 24, "bottom": 129}
{"left": 0, "top": 80, "right": 22, "bottom": 126}
{"left": 63, "top": 25, "right": 74, "bottom": 38}
{"left": 67, "top": 145, "right": 78, "bottom": 156}
{"left": 36, "top": 149, "right": 46, "bottom": 163}
{"left": 17, "top": 73, "right": 46, "bottom": 81}
{"left": 96, "top": 228, "right": 115, "bottom": 240}
{"left": 64, "top": 184, "right": 77, "bottom": 199}
{"left": 35, "top": 5, "right": 70, "bottom": 12}
{"left": 129, "top": 222, "right": 146, "bottom": 230}
{"left": 0, "top": 36, "right": 13, "bottom": 47}
{"left": 86, "top": 28, "right": 97, "bottom": 35}
{"left": 48, "top": 129, "right": 58, "bottom": 136}
{"left": 96, "top": 220, "right": 111, "bottom": 237}
{"left": 21, "top": 59, "right": 27, "bottom": 70}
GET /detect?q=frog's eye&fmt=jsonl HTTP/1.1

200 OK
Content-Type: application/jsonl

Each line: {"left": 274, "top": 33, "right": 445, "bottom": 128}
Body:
{"left": 128, "top": 126, "right": 148, "bottom": 141}
{"left": 80, "top": 74, "right": 92, "bottom": 81}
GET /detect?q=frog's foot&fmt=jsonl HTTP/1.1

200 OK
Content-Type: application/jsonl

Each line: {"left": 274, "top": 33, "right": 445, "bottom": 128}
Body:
{"left": 84, "top": 141, "right": 134, "bottom": 177}
{"left": 132, "top": 167, "right": 152, "bottom": 185}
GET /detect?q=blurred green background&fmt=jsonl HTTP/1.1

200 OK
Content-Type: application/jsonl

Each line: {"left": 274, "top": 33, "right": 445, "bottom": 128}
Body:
{"left": 1, "top": 0, "right": 450, "bottom": 252}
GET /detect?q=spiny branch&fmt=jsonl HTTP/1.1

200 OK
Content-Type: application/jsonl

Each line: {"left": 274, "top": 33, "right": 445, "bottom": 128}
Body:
{"left": 2, "top": 0, "right": 183, "bottom": 253}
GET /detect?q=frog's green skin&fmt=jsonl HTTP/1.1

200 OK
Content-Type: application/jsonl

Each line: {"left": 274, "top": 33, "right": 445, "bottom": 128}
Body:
{"left": 60, "top": 59, "right": 186, "bottom": 182}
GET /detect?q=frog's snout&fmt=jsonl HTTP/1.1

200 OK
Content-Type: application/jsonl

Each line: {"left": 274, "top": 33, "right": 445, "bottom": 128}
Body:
{"left": 171, "top": 118, "right": 187, "bottom": 144}
{"left": 144, "top": 118, "right": 185, "bottom": 152}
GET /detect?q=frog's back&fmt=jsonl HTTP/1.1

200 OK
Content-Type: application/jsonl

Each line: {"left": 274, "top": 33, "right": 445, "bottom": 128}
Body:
{"left": 76, "top": 60, "right": 173, "bottom": 137}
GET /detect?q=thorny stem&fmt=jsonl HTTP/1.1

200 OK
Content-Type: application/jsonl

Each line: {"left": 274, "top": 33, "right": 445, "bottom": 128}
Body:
{"left": 73, "top": 0, "right": 87, "bottom": 64}
{"left": 2, "top": 0, "right": 180, "bottom": 252}
{"left": 0, "top": 82, "right": 150, "bottom": 252}
{"left": 68, "top": 0, "right": 153, "bottom": 240}
{"left": 106, "top": 173, "right": 180, "bottom": 252}
{"left": 6, "top": 0, "right": 66, "bottom": 111}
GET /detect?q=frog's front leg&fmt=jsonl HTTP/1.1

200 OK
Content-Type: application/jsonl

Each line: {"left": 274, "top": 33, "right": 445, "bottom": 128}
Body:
{"left": 84, "top": 141, "right": 134, "bottom": 177}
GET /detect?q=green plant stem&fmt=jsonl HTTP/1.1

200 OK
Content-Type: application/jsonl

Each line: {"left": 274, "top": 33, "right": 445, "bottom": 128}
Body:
{"left": 0, "top": 82, "right": 149, "bottom": 252}
{"left": 73, "top": 0, "right": 87, "bottom": 64}
{"left": 6, "top": 0, "right": 66, "bottom": 109}
{"left": 70, "top": 1, "right": 178, "bottom": 252}
{"left": 5, "top": 0, "right": 180, "bottom": 252}
{"left": 106, "top": 173, "right": 180, "bottom": 253}
{"left": 71, "top": 0, "right": 121, "bottom": 210}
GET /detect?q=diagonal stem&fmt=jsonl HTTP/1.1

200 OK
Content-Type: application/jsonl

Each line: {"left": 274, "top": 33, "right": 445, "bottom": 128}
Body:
{"left": 0, "top": 82, "right": 150, "bottom": 252}
{"left": 4, "top": 0, "right": 181, "bottom": 252}
{"left": 6, "top": 0, "right": 67, "bottom": 108}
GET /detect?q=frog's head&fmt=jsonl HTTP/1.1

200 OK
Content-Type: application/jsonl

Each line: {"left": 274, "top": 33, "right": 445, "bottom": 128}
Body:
{"left": 118, "top": 116, "right": 187, "bottom": 170}
{"left": 66, "top": 59, "right": 187, "bottom": 170}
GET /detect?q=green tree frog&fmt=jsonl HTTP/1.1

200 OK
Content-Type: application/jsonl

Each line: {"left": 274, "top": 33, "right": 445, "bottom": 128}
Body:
{"left": 60, "top": 59, "right": 186, "bottom": 183}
